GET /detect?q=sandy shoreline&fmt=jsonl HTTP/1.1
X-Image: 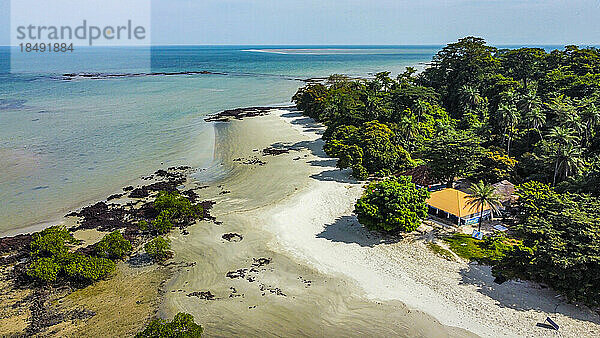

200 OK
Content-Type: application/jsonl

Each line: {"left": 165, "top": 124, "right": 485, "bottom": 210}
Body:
{"left": 159, "top": 109, "right": 471, "bottom": 337}
{"left": 2, "top": 106, "right": 598, "bottom": 337}
{"left": 161, "top": 108, "right": 599, "bottom": 337}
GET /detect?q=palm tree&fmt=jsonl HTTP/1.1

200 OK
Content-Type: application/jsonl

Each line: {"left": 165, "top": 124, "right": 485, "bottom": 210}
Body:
{"left": 524, "top": 107, "right": 546, "bottom": 140}
{"left": 517, "top": 89, "right": 541, "bottom": 114}
{"left": 547, "top": 126, "right": 579, "bottom": 147}
{"left": 466, "top": 181, "right": 502, "bottom": 232}
{"left": 411, "top": 99, "right": 428, "bottom": 122}
{"left": 562, "top": 113, "right": 584, "bottom": 139}
{"left": 363, "top": 90, "right": 385, "bottom": 121}
{"left": 581, "top": 103, "right": 600, "bottom": 146}
{"left": 498, "top": 103, "right": 519, "bottom": 156}
{"left": 553, "top": 144, "right": 584, "bottom": 185}
{"left": 398, "top": 115, "right": 419, "bottom": 151}
{"left": 460, "top": 85, "right": 484, "bottom": 110}
{"left": 546, "top": 94, "right": 577, "bottom": 123}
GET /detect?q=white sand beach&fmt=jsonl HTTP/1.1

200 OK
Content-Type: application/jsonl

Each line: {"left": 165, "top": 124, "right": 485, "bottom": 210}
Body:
{"left": 161, "top": 109, "right": 600, "bottom": 337}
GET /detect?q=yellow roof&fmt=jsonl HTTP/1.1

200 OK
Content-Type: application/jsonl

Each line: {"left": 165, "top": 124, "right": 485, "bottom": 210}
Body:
{"left": 427, "top": 188, "right": 490, "bottom": 218}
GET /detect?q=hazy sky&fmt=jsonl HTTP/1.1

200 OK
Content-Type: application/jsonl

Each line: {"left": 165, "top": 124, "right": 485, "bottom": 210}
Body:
{"left": 2, "top": 0, "right": 600, "bottom": 45}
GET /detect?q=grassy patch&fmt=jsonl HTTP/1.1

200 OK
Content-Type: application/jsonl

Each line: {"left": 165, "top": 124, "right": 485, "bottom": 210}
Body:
{"left": 443, "top": 233, "right": 514, "bottom": 264}
{"left": 426, "top": 242, "right": 454, "bottom": 261}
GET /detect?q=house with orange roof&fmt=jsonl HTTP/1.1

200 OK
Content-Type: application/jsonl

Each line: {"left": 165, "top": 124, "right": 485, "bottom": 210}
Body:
{"left": 426, "top": 188, "right": 492, "bottom": 226}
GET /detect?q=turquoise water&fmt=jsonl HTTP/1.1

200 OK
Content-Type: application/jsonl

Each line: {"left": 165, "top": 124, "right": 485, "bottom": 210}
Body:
{"left": 0, "top": 46, "right": 438, "bottom": 234}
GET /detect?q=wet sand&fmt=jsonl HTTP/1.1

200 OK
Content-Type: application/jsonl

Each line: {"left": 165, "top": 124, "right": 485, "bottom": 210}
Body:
{"left": 160, "top": 110, "right": 473, "bottom": 337}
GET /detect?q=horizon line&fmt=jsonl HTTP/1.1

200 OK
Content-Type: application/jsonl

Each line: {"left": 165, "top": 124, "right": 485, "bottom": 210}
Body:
{"left": 0, "top": 43, "right": 599, "bottom": 48}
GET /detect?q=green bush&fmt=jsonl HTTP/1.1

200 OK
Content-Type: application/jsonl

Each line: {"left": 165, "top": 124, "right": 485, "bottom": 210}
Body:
{"left": 150, "top": 210, "right": 175, "bottom": 234}
{"left": 94, "top": 231, "right": 133, "bottom": 260}
{"left": 30, "top": 225, "right": 78, "bottom": 258}
{"left": 135, "top": 312, "right": 203, "bottom": 338}
{"left": 138, "top": 220, "right": 149, "bottom": 231}
{"left": 355, "top": 176, "right": 429, "bottom": 232}
{"left": 138, "top": 191, "right": 204, "bottom": 235}
{"left": 154, "top": 191, "right": 202, "bottom": 219}
{"left": 63, "top": 253, "right": 115, "bottom": 282}
{"left": 27, "top": 257, "right": 62, "bottom": 283}
{"left": 144, "top": 237, "right": 172, "bottom": 262}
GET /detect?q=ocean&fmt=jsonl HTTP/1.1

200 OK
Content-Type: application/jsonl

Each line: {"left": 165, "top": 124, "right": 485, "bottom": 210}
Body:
{"left": 0, "top": 45, "right": 442, "bottom": 235}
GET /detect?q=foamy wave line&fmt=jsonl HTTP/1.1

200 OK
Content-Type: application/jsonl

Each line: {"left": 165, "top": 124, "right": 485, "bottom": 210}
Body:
{"left": 241, "top": 49, "right": 290, "bottom": 54}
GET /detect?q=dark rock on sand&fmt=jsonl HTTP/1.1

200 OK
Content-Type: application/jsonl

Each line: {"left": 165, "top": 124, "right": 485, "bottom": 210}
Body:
{"left": 222, "top": 233, "right": 243, "bottom": 242}
{"left": 106, "top": 193, "right": 124, "bottom": 201}
{"left": 205, "top": 106, "right": 294, "bottom": 122}
{"left": 262, "top": 146, "right": 290, "bottom": 156}
{"left": 226, "top": 269, "right": 248, "bottom": 279}
{"left": 187, "top": 291, "right": 217, "bottom": 300}
{"left": 252, "top": 258, "right": 271, "bottom": 267}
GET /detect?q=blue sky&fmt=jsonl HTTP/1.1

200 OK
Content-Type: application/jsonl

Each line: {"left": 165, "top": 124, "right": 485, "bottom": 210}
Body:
{"left": 2, "top": 0, "right": 600, "bottom": 45}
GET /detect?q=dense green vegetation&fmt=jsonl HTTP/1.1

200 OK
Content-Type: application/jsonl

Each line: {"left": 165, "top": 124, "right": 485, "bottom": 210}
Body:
{"left": 94, "top": 231, "right": 133, "bottom": 260}
{"left": 493, "top": 181, "right": 600, "bottom": 306}
{"left": 294, "top": 37, "right": 600, "bottom": 306}
{"left": 30, "top": 225, "right": 79, "bottom": 258}
{"left": 324, "top": 121, "right": 415, "bottom": 179}
{"left": 144, "top": 236, "right": 173, "bottom": 262}
{"left": 355, "top": 176, "right": 429, "bottom": 232}
{"left": 294, "top": 37, "right": 600, "bottom": 188}
{"left": 139, "top": 191, "right": 204, "bottom": 234}
{"left": 25, "top": 191, "right": 202, "bottom": 285}
{"left": 27, "top": 226, "right": 116, "bottom": 284}
{"left": 136, "top": 312, "right": 203, "bottom": 338}
{"left": 154, "top": 191, "right": 203, "bottom": 219}
{"left": 62, "top": 253, "right": 116, "bottom": 283}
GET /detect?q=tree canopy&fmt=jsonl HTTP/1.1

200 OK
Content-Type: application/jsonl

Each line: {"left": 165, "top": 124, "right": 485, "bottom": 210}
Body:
{"left": 494, "top": 182, "right": 600, "bottom": 306}
{"left": 136, "top": 312, "right": 203, "bottom": 338}
{"left": 355, "top": 176, "right": 429, "bottom": 232}
{"left": 293, "top": 37, "right": 600, "bottom": 305}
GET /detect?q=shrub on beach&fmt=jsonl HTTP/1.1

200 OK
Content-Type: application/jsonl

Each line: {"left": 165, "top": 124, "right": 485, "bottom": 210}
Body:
{"left": 27, "top": 252, "right": 115, "bottom": 284}
{"left": 355, "top": 176, "right": 429, "bottom": 232}
{"left": 27, "top": 257, "right": 62, "bottom": 283}
{"left": 94, "top": 231, "right": 133, "bottom": 260}
{"left": 62, "top": 253, "right": 116, "bottom": 282}
{"left": 138, "top": 191, "right": 204, "bottom": 235}
{"left": 27, "top": 225, "right": 115, "bottom": 284}
{"left": 151, "top": 210, "right": 175, "bottom": 234}
{"left": 135, "top": 312, "right": 203, "bottom": 338}
{"left": 154, "top": 191, "right": 203, "bottom": 219}
{"left": 30, "top": 225, "right": 79, "bottom": 258}
{"left": 144, "top": 237, "right": 172, "bottom": 262}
